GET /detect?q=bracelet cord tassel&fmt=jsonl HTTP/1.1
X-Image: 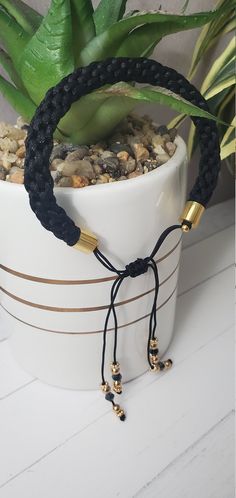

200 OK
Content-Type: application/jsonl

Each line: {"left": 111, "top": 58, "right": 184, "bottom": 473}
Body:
{"left": 95, "top": 224, "right": 181, "bottom": 421}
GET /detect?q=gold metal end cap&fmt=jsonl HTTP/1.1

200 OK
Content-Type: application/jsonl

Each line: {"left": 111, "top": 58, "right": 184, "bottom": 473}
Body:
{"left": 73, "top": 229, "right": 98, "bottom": 254}
{"left": 179, "top": 201, "right": 205, "bottom": 230}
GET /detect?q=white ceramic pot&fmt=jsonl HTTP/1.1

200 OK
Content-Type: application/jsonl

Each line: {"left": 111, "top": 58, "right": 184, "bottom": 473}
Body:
{"left": 0, "top": 136, "right": 188, "bottom": 390}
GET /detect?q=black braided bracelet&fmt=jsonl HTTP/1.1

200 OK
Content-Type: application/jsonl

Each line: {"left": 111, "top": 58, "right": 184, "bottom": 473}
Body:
{"left": 24, "top": 56, "right": 221, "bottom": 246}
{"left": 24, "top": 56, "right": 221, "bottom": 422}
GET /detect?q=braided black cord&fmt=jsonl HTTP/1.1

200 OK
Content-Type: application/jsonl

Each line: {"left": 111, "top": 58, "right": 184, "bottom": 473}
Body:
{"left": 24, "top": 56, "right": 221, "bottom": 247}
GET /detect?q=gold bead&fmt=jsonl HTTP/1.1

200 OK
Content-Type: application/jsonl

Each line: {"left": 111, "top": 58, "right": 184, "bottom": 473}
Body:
{"left": 113, "top": 381, "right": 122, "bottom": 394}
{"left": 100, "top": 381, "right": 110, "bottom": 393}
{"left": 150, "top": 364, "right": 160, "bottom": 372}
{"left": 113, "top": 404, "right": 125, "bottom": 419}
{"left": 150, "top": 338, "right": 158, "bottom": 348}
{"left": 181, "top": 223, "right": 190, "bottom": 233}
{"left": 149, "top": 354, "right": 158, "bottom": 365}
{"left": 117, "top": 408, "right": 125, "bottom": 419}
{"left": 113, "top": 404, "right": 120, "bottom": 413}
{"left": 164, "top": 359, "right": 173, "bottom": 369}
{"left": 111, "top": 362, "right": 120, "bottom": 374}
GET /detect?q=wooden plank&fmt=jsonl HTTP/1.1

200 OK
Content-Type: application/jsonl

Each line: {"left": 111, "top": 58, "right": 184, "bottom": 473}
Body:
{"left": 0, "top": 341, "right": 35, "bottom": 400}
{"left": 178, "top": 225, "right": 234, "bottom": 295}
{"left": 134, "top": 412, "right": 234, "bottom": 498}
{"left": 0, "top": 326, "right": 233, "bottom": 497}
{"left": 0, "top": 266, "right": 233, "bottom": 491}
{"left": 183, "top": 199, "right": 234, "bottom": 249}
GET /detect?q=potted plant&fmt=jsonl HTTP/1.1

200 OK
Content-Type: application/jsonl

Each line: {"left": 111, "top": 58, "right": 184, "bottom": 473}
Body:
{"left": 0, "top": 0, "right": 225, "bottom": 391}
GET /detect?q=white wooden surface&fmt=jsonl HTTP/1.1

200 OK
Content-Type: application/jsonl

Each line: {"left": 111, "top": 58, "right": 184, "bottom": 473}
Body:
{"left": 0, "top": 199, "right": 234, "bottom": 498}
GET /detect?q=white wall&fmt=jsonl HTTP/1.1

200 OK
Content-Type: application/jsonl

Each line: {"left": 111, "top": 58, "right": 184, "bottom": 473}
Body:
{"left": 0, "top": 0, "right": 234, "bottom": 205}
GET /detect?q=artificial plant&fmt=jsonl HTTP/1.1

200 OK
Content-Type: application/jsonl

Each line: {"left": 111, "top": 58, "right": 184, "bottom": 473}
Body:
{"left": 0, "top": 0, "right": 231, "bottom": 145}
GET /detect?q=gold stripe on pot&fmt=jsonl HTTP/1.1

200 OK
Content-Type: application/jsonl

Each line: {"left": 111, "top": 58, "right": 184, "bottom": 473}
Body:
{"left": 0, "top": 285, "right": 177, "bottom": 335}
{"left": 0, "top": 237, "right": 182, "bottom": 285}
{"left": 0, "top": 261, "right": 179, "bottom": 313}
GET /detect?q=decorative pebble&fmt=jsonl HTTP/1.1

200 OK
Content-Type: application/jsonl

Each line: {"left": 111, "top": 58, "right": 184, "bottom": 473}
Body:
{"left": 96, "top": 174, "right": 109, "bottom": 184}
{"left": 128, "top": 170, "right": 143, "bottom": 179}
{"left": 16, "top": 145, "right": 25, "bottom": 158}
{"left": 156, "top": 153, "right": 171, "bottom": 164}
{"left": 155, "top": 125, "right": 169, "bottom": 136}
{"left": 109, "top": 143, "right": 133, "bottom": 156}
{"left": 7, "top": 127, "right": 26, "bottom": 141}
{"left": 50, "top": 170, "right": 61, "bottom": 182}
{"left": 132, "top": 143, "right": 149, "bottom": 162}
{"left": 57, "top": 176, "right": 73, "bottom": 188}
{"left": 0, "top": 137, "right": 18, "bottom": 153}
{"left": 16, "top": 116, "right": 27, "bottom": 129}
{"left": 50, "top": 158, "right": 62, "bottom": 171}
{"left": 103, "top": 157, "right": 121, "bottom": 178}
{"left": 100, "top": 150, "right": 116, "bottom": 159}
{"left": 151, "top": 135, "right": 164, "bottom": 148}
{"left": 123, "top": 157, "right": 136, "bottom": 174}
{"left": 0, "top": 166, "right": 6, "bottom": 180}
{"left": 117, "top": 150, "right": 129, "bottom": 161}
{"left": 0, "top": 112, "right": 178, "bottom": 186}
{"left": 7, "top": 167, "right": 24, "bottom": 183}
{"left": 57, "top": 159, "right": 95, "bottom": 180}
{"left": 2, "top": 159, "right": 11, "bottom": 171}
{"left": 66, "top": 146, "right": 89, "bottom": 161}
{"left": 0, "top": 122, "right": 11, "bottom": 138}
{"left": 4, "top": 152, "right": 17, "bottom": 164}
{"left": 71, "top": 175, "right": 89, "bottom": 188}
{"left": 154, "top": 144, "right": 166, "bottom": 155}
{"left": 165, "top": 141, "right": 177, "bottom": 157}
{"left": 93, "top": 164, "right": 103, "bottom": 175}
{"left": 50, "top": 144, "right": 74, "bottom": 162}
{"left": 15, "top": 158, "right": 24, "bottom": 168}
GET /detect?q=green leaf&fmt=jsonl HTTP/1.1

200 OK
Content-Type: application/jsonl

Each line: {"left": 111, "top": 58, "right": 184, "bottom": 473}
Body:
{"left": 19, "top": 0, "right": 74, "bottom": 104}
{"left": 0, "top": 0, "right": 42, "bottom": 35}
{"left": 217, "top": 87, "right": 234, "bottom": 117}
{"left": 0, "top": 48, "right": 25, "bottom": 90}
{"left": 116, "top": 23, "right": 163, "bottom": 58}
{"left": 78, "top": 8, "right": 225, "bottom": 66}
{"left": 188, "top": 0, "right": 235, "bottom": 79}
{"left": 93, "top": 0, "right": 127, "bottom": 35}
{"left": 201, "top": 37, "right": 235, "bottom": 94}
{"left": 220, "top": 138, "right": 235, "bottom": 160}
{"left": 89, "top": 81, "right": 227, "bottom": 123}
{"left": 67, "top": 96, "right": 136, "bottom": 144}
{"left": 0, "top": 75, "right": 36, "bottom": 121}
{"left": 187, "top": 122, "right": 197, "bottom": 157}
{"left": 167, "top": 113, "right": 186, "bottom": 130}
{"left": 205, "top": 66, "right": 235, "bottom": 99}
{"left": 0, "top": 6, "right": 30, "bottom": 68}
{"left": 70, "top": 0, "right": 95, "bottom": 60}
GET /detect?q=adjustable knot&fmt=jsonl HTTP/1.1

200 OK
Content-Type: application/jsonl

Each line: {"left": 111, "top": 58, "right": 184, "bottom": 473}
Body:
{"left": 125, "top": 257, "right": 150, "bottom": 278}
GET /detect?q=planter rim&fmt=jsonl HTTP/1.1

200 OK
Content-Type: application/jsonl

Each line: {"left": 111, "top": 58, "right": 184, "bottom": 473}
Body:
{"left": 0, "top": 135, "right": 187, "bottom": 195}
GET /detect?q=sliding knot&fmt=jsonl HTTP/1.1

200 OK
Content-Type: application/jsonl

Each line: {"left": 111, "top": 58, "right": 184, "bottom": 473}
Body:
{"left": 125, "top": 257, "right": 150, "bottom": 278}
